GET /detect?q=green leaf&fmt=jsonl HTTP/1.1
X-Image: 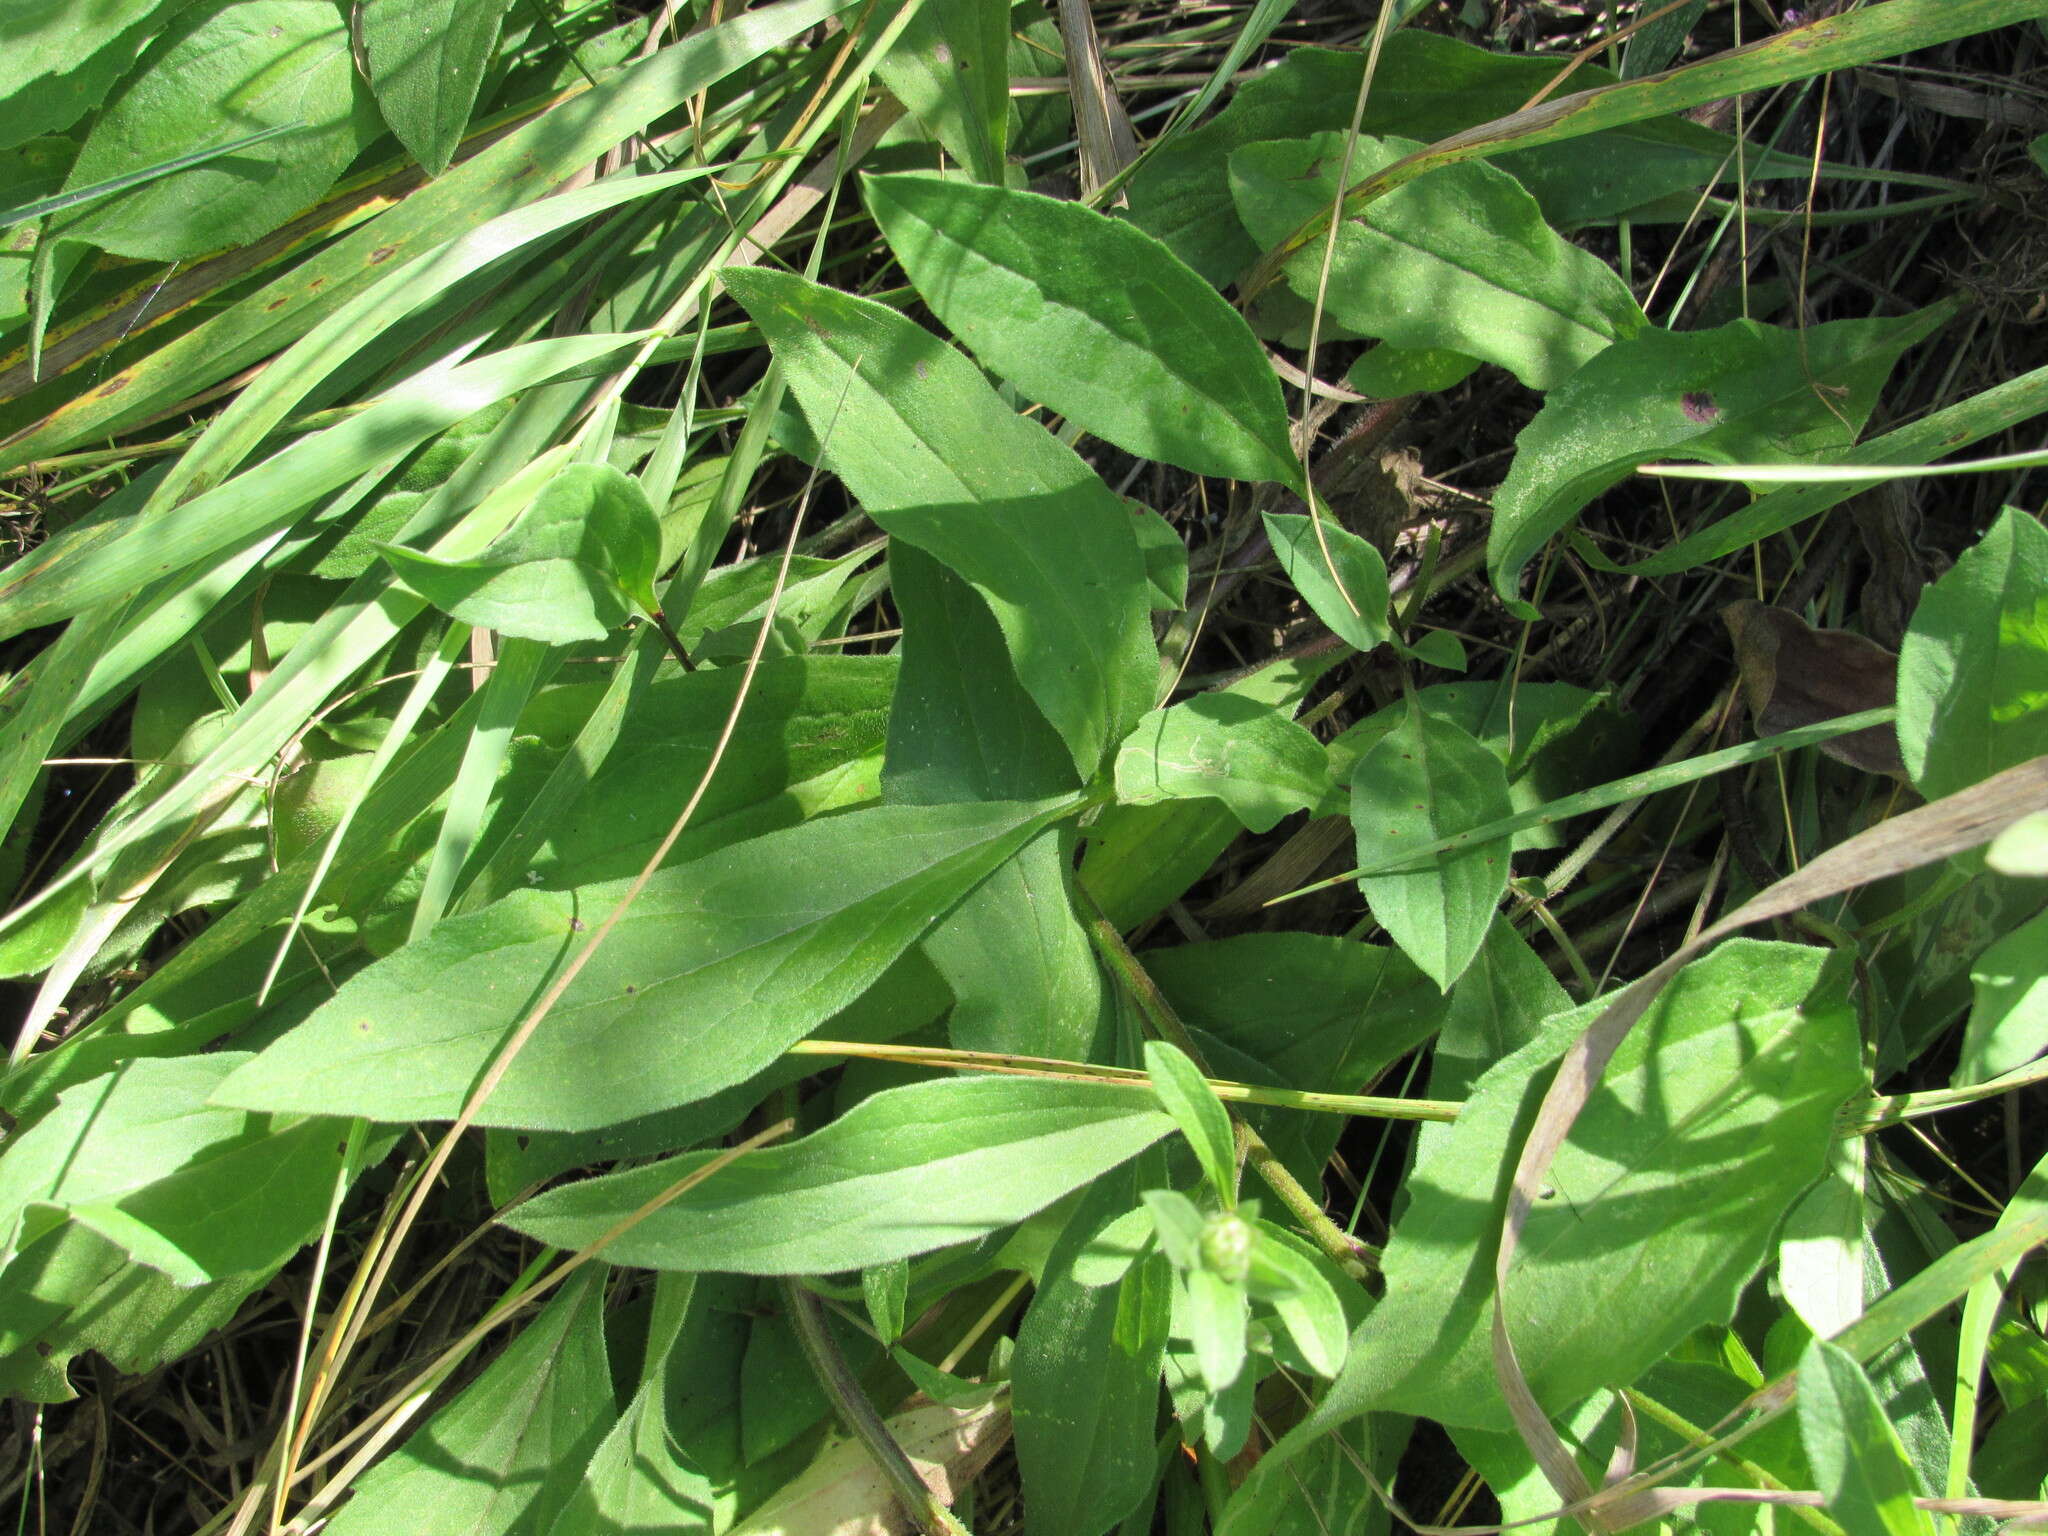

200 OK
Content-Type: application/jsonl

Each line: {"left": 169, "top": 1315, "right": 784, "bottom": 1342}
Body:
{"left": 1144, "top": 1041, "right": 1237, "bottom": 1207}
{"left": 1487, "top": 308, "right": 1945, "bottom": 616}
{"left": 324, "top": 1270, "right": 614, "bottom": 1536}
{"left": 1230, "top": 133, "right": 1644, "bottom": 391}
{"left": 0, "top": 0, "right": 182, "bottom": 125}
{"left": 1148, "top": 931, "right": 1444, "bottom": 1191}
{"left": 1778, "top": 1137, "right": 1867, "bottom": 1339}
{"left": 1798, "top": 1339, "right": 1938, "bottom": 1536}
{"left": 356, "top": 0, "right": 517, "bottom": 177}
{"left": 865, "top": 172, "right": 1299, "bottom": 486}
{"left": 862, "top": 1258, "right": 910, "bottom": 1346}
{"left": 1957, "top": 906, "right": 2048, "bottom": 1086}
{"left": 0, "top": 332, "right": 646, "bottom": 641}
{"left": 215, "top": 796, "right": 1078, "bottom": 1130}
{"left": 0, "top": 0, "right": 863, "bottom": 466}
{"left": 480, "top": 951, "right": 950, "bottom": 1209}
{"left": 500, "top": 1077, "right": 1176, "bottom": 1271}
{"left": 1349, "top": 708, "right": 1513, "bottom": 991}
{"left": 1068, "top": 1206, "right": 1156, "bottom": 1288}
{"left": 1331, "top": 940, "right": 1860, "bottom": 1430}
{"left": 1142, "top": 1188, "right": 1207, "bottom": 1271}
{"left": 1425, "top": 917, "right": 1566, "bottom": 1119}
{"left": 725, "top": 266, "right": 1156, "bottom": 779}
{"left": 52, "top": 0, "right": 379, "bottom": 260}
{"left": 1245, "top": 1224, "right": 1348, "bottom": 1378}
{"left": 1114, "top": 693, "right": 1329, "bottom": 834}
{"left": 871, "top": 0, "right": 1009, "bottom": 185}
{"left": 380, "top": 462, "right": 663, "bottom": 643}
{"left": 0, "top": 1054, "right": 352, "bottom": 1286}
{"left": 1322, "top": 679, "right": 1629, "bottom": 837}
{"left": 0, "top": 125, "right": 298, "bottom": 231}
{"left": 925, "top": 828, "right": 1109, "bottom": 1061}
{"left": 1987, "top": 809, "right": 2048, "bottom": 877}
{"left": 1183, "top": 1267, "right": 1250, "bottom": 1390}
{"left": 1263, "top": 511, "right": 1392, "bottom": 655}
{"left": 1015, "top": 1173, "right": 1172, "bottom": 1536}
{"left": 503, "top": 654, "right": 896, "bottom": 890}
{"left": 1348, "top": 344, "right": 1481, "bottom": 400}
{"left": 1896, "top": 507, "right": 2048, "bottom": 801}
{"left": 546, "top": 1371, "right": 717, "bottom": 1535}
{"left": 0, "top": 1221, "right": 259, "bottom": 1402}
{"left": 883, "top": 540, "right": 1079, "bottom": 805}
{"left": 1130, "top": 504, "right": 1189, "bottom": 610}
{"left": 1126, "top": 35, "right": 1790, "bottom": 286}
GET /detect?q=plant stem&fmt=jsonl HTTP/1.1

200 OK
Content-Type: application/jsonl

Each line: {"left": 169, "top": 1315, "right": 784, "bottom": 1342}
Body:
{"left": 646, "top": 608, "right": 694, "bottom": 671}
{"left": 778, "top": 1278, "right": 973, "bottom": 1536}
{"left": 1078, "top": 882, "right": 1379, "bottom": 1281}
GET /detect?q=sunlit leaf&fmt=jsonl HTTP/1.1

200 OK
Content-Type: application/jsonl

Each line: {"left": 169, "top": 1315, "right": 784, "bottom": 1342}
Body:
{"left": 501, "top": 1077, "right": 1175, "bottom": 1271}
{"left": 1349, "top": 708, "right": 1512, "bottom": 991}
{"left": 867, "top": 171, "right": 1300, "bottom": 485}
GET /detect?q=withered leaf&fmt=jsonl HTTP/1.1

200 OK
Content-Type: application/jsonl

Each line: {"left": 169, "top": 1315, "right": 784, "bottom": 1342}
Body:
{"left": 1721, "top": 600, "right": 1904, "bottom": 778}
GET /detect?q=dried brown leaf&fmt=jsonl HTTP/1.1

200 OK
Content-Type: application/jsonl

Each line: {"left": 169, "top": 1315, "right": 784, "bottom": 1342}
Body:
{"left": 1722, "top": 600, "right": 1905, "bottom": 777}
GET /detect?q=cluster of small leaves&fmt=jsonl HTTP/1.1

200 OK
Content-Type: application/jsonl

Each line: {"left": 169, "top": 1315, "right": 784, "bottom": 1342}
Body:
{"left": 1, "top": 0, "right": 2046, "bottom": 1533}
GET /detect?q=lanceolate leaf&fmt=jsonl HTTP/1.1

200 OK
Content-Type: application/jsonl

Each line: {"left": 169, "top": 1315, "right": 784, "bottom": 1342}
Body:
{"left": 1296, "top": 941, "right": 1859, "bottom": 1434}
{"left": 1896, "top": 507, "right": 2048, "bottom": 800}
{"left": 1263, "top": 511, "right": 1391, "bottom": 656}
{"left": 1350, "top": 708, "right": 1512, "bottom": 991}
{"left": 1229, "top": 132, "right": 1644, "bottom": 391}
{"left": 883, "top": 539, "right": 1079, "bottom": 805}
{"left": 726, "top": 267, "right": 1154, "bottom": 779}
{"left": 1114, "top": 693, "right": 1328, "bottom": 834}
{"left": 1798, "top": 1340, "right": 1939, "bottom": 1536}
{"left": 1958, "top": 906, "right": 2048, "bottom": 1086}
{"left": 1488, "top": 306, "right": 1949, "bottom": 616}
{"left": 865, "top": 172, "right": 1300, "bottom": 486}
{"left": 0, "top": 0, "right": 190, "bottom": 128}
{"left": 871, "top": 0, "right": 1010, "bottom": 186}
{"left": 1126, "top": 34, "right": 1831, "bottom": 287}
{"left": 500, "top": 1077, "right": 1176, "bottom": 1271}
{"left": 323, "top": 1270, "right": 614, "bottom": 1536}
{"left": 1015, "top": 1172, "right": 1173, "bottom": 1536}
{"left": 356, "top": 0, "right": 518, "bottom": 177}
{"left": 0, "top": 1053, "right": 351, "bottom": 1285}
{"left": 379, "top": 462, "right": 663, "bottom": 642}
{"left": 215, "top": 796, "right": 1080, "bottom": 1129}
{"left": 52, "top": 0, "right": 379, "bottom": 260}
{"left": 1144, "top": 1041, "right": 1236, "bottom": 1205}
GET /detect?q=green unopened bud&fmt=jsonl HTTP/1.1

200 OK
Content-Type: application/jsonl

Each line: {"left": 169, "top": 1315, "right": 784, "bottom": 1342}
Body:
{"left": 1199, "top": 1212, "right": 1254, "bottom": 1284}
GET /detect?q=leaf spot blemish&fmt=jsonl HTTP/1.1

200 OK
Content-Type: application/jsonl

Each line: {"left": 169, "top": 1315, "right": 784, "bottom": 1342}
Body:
{"left": 1680, "top": 390, "right": 1718, "bottom": 423}
{"left": 569, "top": 917, "right": 585, "bottom": 932}
{"left": 368, "top": 245, "right": 398, "bottom": 265}
{"left": 95, "top": 376, "right": 130, "bottom": 397}
{"left": 624, "top": 983, "right": 637, "bottom": 995}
